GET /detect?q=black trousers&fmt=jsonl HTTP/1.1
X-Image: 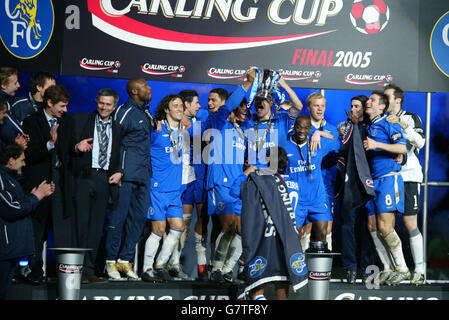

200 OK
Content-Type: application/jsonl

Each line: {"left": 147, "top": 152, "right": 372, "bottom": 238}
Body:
{"left": 340, "top": 205, "right": 376, "bottom": 273}
{"left": 29, "top": 169, "right": 75, "bottom": 277}
{"left": 0, "top": 259, "right": 16, "bottom": 300}
{"left": 74, "top": 169, "right": 110, "bottom": 276}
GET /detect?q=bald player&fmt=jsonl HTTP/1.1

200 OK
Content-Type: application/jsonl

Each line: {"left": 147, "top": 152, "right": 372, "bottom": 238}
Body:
{"left": 104, "top": 78, "right": 153, "bottom": 280}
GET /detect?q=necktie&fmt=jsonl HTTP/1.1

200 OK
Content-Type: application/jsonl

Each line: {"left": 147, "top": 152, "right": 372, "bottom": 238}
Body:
{"left": 49, "top": 118, "right": 57, "bottom": 127}
{"left": 49, "top": 118, "right": 60, "bottom": 167}
{"left": 98, "top": 122, "right": 109, "bottom": 169}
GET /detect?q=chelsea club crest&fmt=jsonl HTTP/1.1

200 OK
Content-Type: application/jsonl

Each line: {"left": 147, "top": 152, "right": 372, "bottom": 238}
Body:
{"left": 248, "top": 256, "right": 267, "bottom": 278}
{"left": 290, "top": 253, "right": 307, "bottom": 276}
{"left": 0, "top": 0, "right": 54, "bottom": 59}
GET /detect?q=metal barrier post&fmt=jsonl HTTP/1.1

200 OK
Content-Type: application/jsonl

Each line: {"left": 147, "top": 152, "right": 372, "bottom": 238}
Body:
{"left": 422, "top": 92, "right": 432, "bottom": 279}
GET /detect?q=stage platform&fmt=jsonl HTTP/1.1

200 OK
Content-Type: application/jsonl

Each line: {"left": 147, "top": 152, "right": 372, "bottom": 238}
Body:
{"left": 7, "top": 278, "right": 449, "bottom": 300}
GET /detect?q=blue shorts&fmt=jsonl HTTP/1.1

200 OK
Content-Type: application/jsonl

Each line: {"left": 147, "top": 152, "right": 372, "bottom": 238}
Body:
{"left": 366, "top": 199, "right": 376, "bottom": 216}
{"left": 295, "top": 202, "right": 332, "bottom": 227}
{"left": 233, "top": 198, "right": 242, "bottom": 217}
{"left": 325, "top": 196, "right": 336, "bottom": 217}
{"left": 373, "top": 174, "right": 404, "bottom": 214}
{"left": 181, "top": 180, "right": 205, "bottom": 205}
{"left": 148, "top": 189, "right": 183, "bottom": 221}
{"left": 207, "top": 185, "right": 235, "bottom": 216}
{"left": 181, "top": 183, "right": 192, "bottom": 205}
{"left": 194, "top": 179, "right": 206, "bottom": 203}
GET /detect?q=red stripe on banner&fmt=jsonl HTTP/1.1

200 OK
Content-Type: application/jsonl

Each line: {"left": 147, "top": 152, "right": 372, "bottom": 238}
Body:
{"left": 88, "top": 0, "right": 334, "bottom": 45}
{"left": 79, "top": 61, "right": 112, "bottom": 70}
{"left": 141, "top": 66, "right": 175, "bottom": 75}
{"left": 206, "top": 70, "right": 240, "bottom": 79}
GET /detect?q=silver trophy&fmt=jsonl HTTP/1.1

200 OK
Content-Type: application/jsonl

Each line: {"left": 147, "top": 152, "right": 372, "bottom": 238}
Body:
{"left": 256, "top": 69, "right": 278, "bottom": 101}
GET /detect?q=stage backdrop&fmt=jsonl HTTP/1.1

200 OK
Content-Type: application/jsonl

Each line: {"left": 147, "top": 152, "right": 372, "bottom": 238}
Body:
{"left": 1, "top": 0, "right": 448, "bottom": 92}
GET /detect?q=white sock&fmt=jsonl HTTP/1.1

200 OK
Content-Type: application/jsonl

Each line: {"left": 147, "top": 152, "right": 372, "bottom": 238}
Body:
{"left": 301, "top": 233, "right": 310, "bottom": 251}
{"left": 180, "top": 213, "right": 192, "bottom": 249}
{"left": 326, "top": 232, "right": 332, "bottom": 251}
{"left": 143, "top": 232, "right": 162, "bottom": 272}
{"left": 384, "top": 230, "right": 408, "bottom": 273}
{"left": 169, "top": 244, "right": 181, "bottom": 266}
{"left": 370, "top": 231, "right": 393, "bottom": 271}
{"left": 155, "top": 229, "right": 182, "bottom": 269}
{"left": 169, "top": 214, "right": 192, "bottom": 266}
{"left": 238, "top": 254, "right": 245, "bottom": 274}
{"left": 409, "top": 228, "right": 425, "bottom": 273}
{"left": 117, "top": 258, "right": 129, "bottom": 264}
{"left": 212, "top": 231, "right": 233, "bottom": 272}
{"left": 222, "top": 233, "right": 242, "bottom": 274}
{"left": 253, "top": 295, "right": 267, "bottom": 300}
{"left": 194, "top": 231, "right": 207, "bottom": 266}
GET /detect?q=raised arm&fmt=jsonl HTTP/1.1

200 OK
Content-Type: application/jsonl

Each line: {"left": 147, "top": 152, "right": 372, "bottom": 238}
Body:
{"left": 278, "top": 77, "right": 303, "bottom": 116}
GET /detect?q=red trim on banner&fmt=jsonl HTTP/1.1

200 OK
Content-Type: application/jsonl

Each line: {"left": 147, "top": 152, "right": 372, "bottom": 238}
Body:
{"left": 141, "top": 66, "right": 175, "bottom": 75}
{"left": 79, "top": 61, "right": 112, "bottom": 70}
{"left": 206, "top": 70, "right": 241, "bottom": 79}
{"left": 88, "top": 0, "right": 334, "bottom": 45}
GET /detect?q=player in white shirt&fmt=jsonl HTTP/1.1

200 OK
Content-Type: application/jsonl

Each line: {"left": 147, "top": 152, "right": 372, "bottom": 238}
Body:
{"left": 384, "top": 84, "right": 426, "bottom": 285}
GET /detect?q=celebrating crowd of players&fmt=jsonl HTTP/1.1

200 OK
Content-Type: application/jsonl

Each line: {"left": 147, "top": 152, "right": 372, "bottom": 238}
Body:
{"left": 0, "top": 66, "right": 426, "bottom": 300}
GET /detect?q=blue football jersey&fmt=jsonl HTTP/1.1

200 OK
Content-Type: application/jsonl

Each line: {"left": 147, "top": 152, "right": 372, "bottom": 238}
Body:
{"left": 285, "top": 136, "right": 339, "bottom": 209}
{"left": 245, "top": 112, "right": 296, "bottom": 168}
{"left": 280, "top": 174, "right": 300, "bottom": 223}
{"left": 366, "top": 115, "right": 406, "bottom": 179}
{"left": 150, "top": 122, "right": 184, "bottom": 192}
{"left": 205, "top": 86, "right": 248, "bottom": 189}
{"left": 309, "top": 119, "right": 340, "bottom": 199}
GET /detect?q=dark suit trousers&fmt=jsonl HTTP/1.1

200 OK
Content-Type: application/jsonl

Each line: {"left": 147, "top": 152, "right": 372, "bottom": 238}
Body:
{"left": 29, "top": 169, "right": 75, "bottom": 276}
{"left": 340, "top": 204, "right": 376, "bottom": 273}
{"left": 75, "top": 169, "right": 110, "bottom": 276}
{"left": 0, "top": 259, "right": 16, "bottom": 300}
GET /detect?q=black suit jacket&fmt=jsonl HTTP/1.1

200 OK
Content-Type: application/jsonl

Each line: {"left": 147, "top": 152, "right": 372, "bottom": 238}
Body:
{"left": 22, "top": 109, "right": 77, "bottom": 220}
{"left": 72, "top": 112, "right": 122, "bottom": 201}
